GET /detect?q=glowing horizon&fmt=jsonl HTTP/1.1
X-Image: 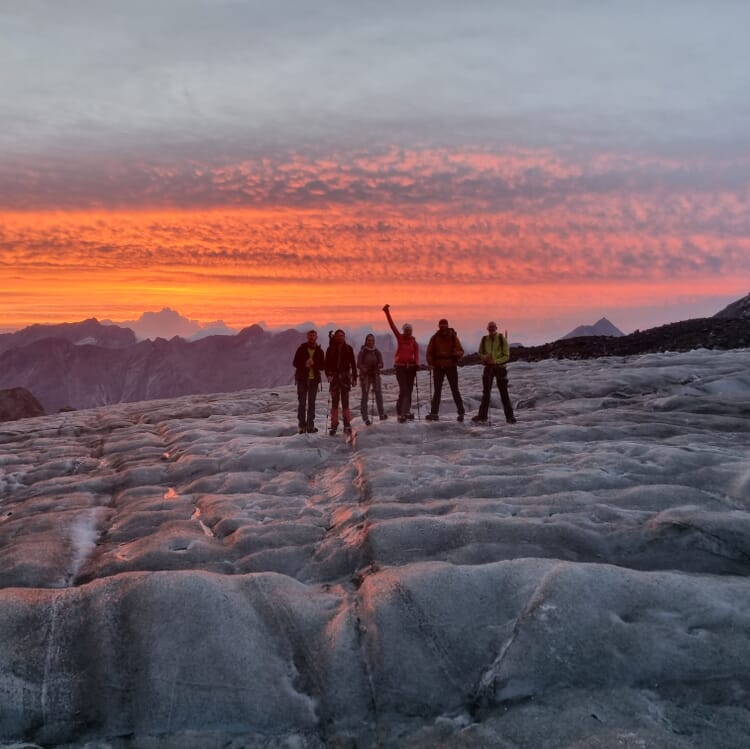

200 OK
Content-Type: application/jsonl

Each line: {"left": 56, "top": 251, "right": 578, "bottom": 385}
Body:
{"left": 2, "top": 145, "right": 749, "bottom": 341}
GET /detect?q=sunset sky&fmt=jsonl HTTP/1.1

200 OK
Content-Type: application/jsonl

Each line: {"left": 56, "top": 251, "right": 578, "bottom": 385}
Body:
{"left": 2, "top": 1, "right": 749, "bottom": 344}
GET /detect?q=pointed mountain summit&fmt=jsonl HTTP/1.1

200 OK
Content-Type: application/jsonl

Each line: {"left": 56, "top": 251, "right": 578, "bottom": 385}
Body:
{"left": 560, "top": 317, "right": 624, "bottom": 340}
{"left": 713, "top": 292, "right": 750, "bottom": 320}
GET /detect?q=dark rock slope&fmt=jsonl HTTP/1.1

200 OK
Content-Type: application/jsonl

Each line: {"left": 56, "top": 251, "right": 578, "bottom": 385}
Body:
{"left": 0, "top": 387, "right": 45, "bottom": 421}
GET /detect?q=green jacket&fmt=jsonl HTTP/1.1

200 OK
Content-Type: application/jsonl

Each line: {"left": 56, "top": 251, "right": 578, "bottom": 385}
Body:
{"left": 478, "top": 333, "right": 509, "bottom": 365}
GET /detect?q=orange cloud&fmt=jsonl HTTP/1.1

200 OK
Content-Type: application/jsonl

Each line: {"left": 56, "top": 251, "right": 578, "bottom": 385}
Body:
{"left": 2, "top": 146, "right": 749, "bottom": 335}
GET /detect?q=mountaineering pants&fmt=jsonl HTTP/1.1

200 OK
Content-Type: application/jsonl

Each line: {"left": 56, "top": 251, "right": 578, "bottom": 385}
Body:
{"left": 296, "top": 379, "right": 319, "bottom": 429}
{"left": 429, "top": 365, "right": 464, "bottom": 416}
{"left": 330, "top": 374, "right": 353, "bottom": 427}
{"left": 478, "top": 364, "right": 515, "bottom": 422}
{"left": 360, "top": 371, "right": 385, "bottom": 421}
{"left": 395, "top": 365, "right": 417, "bottom": 418}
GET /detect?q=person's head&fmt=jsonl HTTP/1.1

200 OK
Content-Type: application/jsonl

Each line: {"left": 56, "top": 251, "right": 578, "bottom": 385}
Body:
{"left": 365, "top": 333, "right": 375, "bottom": 347}
{"left": 306, "top": 330, "right": 318, "bottom": 345}
{"left": 438, "top": 318, "right": 449, "bottom": 331}
{"left": 402, "top": 323, "right": 413, "bottom": 336}
{"left": 333, "top": 329, "right": 346, "bottom": 344}
{"left": 487, "top": 321, "right": 498, "bottom": 334}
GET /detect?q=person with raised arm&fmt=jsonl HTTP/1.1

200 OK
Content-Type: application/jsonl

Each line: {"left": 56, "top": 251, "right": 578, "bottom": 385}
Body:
{"left": 382, "top": 304, "right": 419, "bottom": 423}
{"left": 472, "top": 321, "right": 517, "bottom": 424}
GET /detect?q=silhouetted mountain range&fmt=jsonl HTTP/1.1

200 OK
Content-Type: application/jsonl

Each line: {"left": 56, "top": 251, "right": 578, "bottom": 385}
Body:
{"left": 0, "top": 318, "right": 136, "bottom": 356}
{"left": 0, "top": 321, "right": 395, "bottom": 414}
{"left": 1, "top": 294, "right": 748, "bottom": 416}
{"left": 463, "top": 293, "right": 750, "bottom": 365}
{"left": 500, "top": 315, "right": 750, "bottom": 364}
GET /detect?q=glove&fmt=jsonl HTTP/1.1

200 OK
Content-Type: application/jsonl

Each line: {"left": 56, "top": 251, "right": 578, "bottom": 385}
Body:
{"left": 382, "top": 304, "right": 390, "bottom": 311}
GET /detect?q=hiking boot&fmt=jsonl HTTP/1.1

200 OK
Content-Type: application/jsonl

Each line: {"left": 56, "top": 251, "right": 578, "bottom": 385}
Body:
{"left": 425, "top": 413, "right": 439, "bottom": 421}
{"left": 398, "top": 415, "right": 407, "bottom": 423}
{"left": 471, "top": 415, "right": 487, "bottom": 423}
{"left": 307, "top": 426, "right": 319, "bottom": 433}
{"left": 507, "top": 416, "right": 517, "bottom": 424}
{"left": 329, "top": 425, "right": 338, "bottom": 436}
{"left": 379, "top": 413, "right": 388, "bottom": 420}
{"left": 298, "top": 426, "right": 306, "bottom": 434}
{"left": 364, "top": 419, "right": 372, "bottom": 426}
{"left": 406, "top": 413, "right": 415, "bottom": 420}
{"left": 343, "top": 423, "right": 352, "bottom": 434}
{"left": 457, "top": 413, "right": 465, "bottom": 422}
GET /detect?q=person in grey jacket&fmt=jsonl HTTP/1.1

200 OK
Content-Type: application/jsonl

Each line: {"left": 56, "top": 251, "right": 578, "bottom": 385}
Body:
{"left": 357, "top": 333, "right": 387, "bottom": 425}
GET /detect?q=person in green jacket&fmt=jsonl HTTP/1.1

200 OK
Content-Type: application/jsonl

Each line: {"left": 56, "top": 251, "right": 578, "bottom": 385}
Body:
{"left": 471, "top": 321, "right": 517, "bottom": 424}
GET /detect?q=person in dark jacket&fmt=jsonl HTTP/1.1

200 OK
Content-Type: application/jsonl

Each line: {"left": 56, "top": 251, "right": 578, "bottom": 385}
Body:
{"left": 292, "top": 330, "right": 326, "bottom": 433}
{"left": 357, "top": 333, "right": 387, "bottom": 425}
{"left": 325, "top": 329, "right": 357, "bottom": 435}
{"left": 425, "top": 318, "right": 465, "bottom": 421}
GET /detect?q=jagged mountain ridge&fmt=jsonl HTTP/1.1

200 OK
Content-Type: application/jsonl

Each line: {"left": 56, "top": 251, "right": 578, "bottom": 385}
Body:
{"left": 0, "top": 321, "right": 395, "bottom": 413}
{"left": 0, "top": 324, "right": 298, "bottom": 413}
{"left": 0, "top": 317, "right": 136, "bottom": 356}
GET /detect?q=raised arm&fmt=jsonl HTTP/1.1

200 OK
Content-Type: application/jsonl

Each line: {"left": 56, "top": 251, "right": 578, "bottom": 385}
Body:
{"left": 382, "top": 304, "right": 400, "bottom": 338}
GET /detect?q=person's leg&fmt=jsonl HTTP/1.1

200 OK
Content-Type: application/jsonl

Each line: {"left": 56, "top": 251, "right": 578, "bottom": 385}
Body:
{"left": 341, "top": 384, "right": 352, "bottom": 428}
{"left": 306, "top": 380, "right": 318, "bottom": 431}
{"left": 496, "top": 366, "right": 516, "bottom": 422}
{"left": 445, "top": 366, "right": 464, "bottom": 416}
{"left": 395, "top": 367, "right": 407, "bottom": 419}
{"left": 429, "top": 367, "right": 445, "bottom": 415}
{"left": 473, "top": 366, "right": 493, "bottom": 420}
{"left": 360, "top": 376, "right": 370, "bottom": 422}
{"left": 404, "top": 367, "right": 416, "bottom": 416}
{"left": 330, "top": 382, "right": 340, "bottom": 432}
{"left": 374, "top": 375, "right": 386, "bottom": 418}
{"left": 296, "top": 381, "right": 307, "bottom": 429}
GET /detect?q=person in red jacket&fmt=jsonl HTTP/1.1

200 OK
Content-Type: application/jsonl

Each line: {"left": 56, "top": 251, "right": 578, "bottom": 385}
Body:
{"left": 325, "top": 329, "right": 357, "bottom": 435}
{"left": 382, "top": 304, "right": 419, "bottom": 423}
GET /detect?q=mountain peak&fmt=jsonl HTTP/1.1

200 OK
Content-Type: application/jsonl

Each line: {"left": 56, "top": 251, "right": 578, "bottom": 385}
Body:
{"left": 560, "top": 317, "right": 624, "bottom": 340}
{"left": 713, "top": 292, "right": 750, "bottom": 320}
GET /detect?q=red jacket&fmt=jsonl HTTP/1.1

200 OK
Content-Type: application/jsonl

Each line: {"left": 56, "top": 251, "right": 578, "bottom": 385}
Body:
{"left": 384, "top": 308, "right": 419, "bottom": 367}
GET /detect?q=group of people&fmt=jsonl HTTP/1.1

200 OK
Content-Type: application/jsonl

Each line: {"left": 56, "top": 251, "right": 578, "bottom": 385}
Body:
{"left": 292, "top": 305, "right": 516, "bottom": 435}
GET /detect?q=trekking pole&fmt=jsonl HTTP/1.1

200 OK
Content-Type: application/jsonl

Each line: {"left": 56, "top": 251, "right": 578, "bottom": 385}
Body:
{"left": 370, "top": 372, "right": 376, "bottom": 420}
{"left": 414, "top": 369, "right": 421, "bottom": 420}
